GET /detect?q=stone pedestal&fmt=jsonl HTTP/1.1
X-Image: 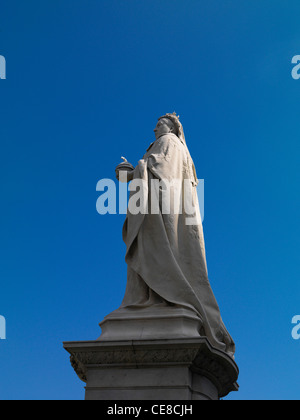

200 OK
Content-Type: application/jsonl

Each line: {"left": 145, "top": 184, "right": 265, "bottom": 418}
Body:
{"left": 63, "top": 338, "right": 239, "bottom": 400}
{"left": 99, "top": 306, "right": 204, "bottom": 341}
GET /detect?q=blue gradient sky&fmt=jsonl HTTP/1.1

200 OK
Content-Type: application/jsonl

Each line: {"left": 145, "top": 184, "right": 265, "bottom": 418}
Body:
{"left": 0, "top": 0, "right": 300, "bottom": 400}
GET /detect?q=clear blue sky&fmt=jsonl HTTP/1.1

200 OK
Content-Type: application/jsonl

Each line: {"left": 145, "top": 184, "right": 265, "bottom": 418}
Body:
{"left": 0, "top": 0, "right": 299, "bottom": 400}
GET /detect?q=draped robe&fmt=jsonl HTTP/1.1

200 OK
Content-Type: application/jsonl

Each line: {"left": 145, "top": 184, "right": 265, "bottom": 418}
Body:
{"left": 121, "top": 132, "right": 235, "bottom": 356}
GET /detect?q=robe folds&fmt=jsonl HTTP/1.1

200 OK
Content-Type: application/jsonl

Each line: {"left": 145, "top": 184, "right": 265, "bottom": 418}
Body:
{"left": 121, "top": 133, "right": 235, "bottom": 356}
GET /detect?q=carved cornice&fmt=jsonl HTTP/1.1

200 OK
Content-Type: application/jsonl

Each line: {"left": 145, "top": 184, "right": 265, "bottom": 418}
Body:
{"left": 63, "top": 338, "right": 239, "bottom": 398}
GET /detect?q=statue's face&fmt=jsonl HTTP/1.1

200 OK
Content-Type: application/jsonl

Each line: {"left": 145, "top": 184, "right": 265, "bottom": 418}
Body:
{"left": 154, "top": 118, "right": 173, "bottom": 139}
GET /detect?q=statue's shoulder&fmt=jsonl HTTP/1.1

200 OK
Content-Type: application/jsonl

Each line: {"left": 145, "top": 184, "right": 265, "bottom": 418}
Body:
{"left": 146, "top": 141, "right": 155, "bottom": 152}
{"left": 157, "top": 133, "right": 181, "bottom": 146}
{"left": 146, "top": 135, "right": 170, "bottom": 152}
{"left": 145, "top": 134, "right": 181, "bottom": 156}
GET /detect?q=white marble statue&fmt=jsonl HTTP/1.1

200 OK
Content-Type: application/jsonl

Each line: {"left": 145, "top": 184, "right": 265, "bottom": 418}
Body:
{"left": 114, "top": 113, "right": 235, "bottom": 357}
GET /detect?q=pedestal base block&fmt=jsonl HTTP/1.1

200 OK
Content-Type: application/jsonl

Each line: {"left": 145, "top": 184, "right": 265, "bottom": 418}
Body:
{"left": 98, "top": 307, "right": 203, "bottom": 341}
{"left": 63, "top": 338, "right": 239, "bottom": 400}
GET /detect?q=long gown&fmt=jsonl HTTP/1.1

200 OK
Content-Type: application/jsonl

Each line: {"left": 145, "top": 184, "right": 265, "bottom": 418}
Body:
{"left": 120, "top": 132, "right": 235, "bottom": 357}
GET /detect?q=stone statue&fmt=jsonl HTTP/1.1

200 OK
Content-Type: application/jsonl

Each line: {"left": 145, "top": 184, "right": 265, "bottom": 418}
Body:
{"left": 102, "top": 113, "right": 235, "bottom": 358}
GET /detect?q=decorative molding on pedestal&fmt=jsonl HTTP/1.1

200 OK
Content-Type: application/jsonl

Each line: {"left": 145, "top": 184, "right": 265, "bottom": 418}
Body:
{"left": 63, "top": 337, "right": 239, "bottom": 400}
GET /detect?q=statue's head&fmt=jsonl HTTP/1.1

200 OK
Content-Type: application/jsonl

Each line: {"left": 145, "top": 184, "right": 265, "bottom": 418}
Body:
{"left": 154, "top": 112, "right": 185, "bottom": 143}
{"left": 154, "top": 118, "right": 176, "bottom": 139}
